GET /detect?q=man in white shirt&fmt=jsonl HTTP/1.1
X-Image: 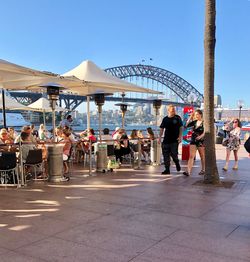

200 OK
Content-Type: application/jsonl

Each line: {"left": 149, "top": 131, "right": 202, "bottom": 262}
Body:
{"left": 60, "top": 115, "right": 73, "bottom": 129}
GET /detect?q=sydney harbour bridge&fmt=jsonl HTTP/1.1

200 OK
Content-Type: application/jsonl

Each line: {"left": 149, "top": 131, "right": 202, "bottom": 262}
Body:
{"left": 10, "top": 64, "right": 203, "bottom": 110}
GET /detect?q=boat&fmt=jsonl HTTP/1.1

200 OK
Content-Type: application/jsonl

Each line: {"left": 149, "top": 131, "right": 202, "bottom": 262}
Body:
{"left": 0, "top": 113, "right": 30, "bottom": 127}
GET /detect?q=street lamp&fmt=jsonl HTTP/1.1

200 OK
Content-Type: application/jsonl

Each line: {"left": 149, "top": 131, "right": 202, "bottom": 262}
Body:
{"left": 217, "top": 106, "right": 223, "bottom": 121}
{"left": 237, "top": 100, "right": 244, "bottom": 120}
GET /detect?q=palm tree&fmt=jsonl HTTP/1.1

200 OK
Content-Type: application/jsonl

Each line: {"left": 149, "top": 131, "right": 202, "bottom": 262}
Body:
{"left": 203, "top": 0, "right": 220, "bottom": 184}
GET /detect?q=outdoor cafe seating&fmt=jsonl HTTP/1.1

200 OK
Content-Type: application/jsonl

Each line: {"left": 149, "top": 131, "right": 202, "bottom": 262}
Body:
{"left": 0, "top": 151, "right": 19, "bottom": 187}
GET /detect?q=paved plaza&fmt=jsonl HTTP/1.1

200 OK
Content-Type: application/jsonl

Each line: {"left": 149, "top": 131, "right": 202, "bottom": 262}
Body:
{"left": 0, "top": 145, "right": 250, "bottom": 261}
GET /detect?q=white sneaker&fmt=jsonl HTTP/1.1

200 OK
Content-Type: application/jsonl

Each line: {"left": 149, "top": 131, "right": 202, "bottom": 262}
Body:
{"left": 61, "top": 176, "right": 69, "bottom": 182}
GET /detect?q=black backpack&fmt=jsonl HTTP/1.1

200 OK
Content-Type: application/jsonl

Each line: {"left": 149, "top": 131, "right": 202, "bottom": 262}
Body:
{"left": 244, "top": 137, "right": 250, "bottom": 153}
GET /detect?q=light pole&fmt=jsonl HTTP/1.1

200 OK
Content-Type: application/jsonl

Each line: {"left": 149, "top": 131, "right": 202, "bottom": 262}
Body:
{"left": 237, "top": 100, "right": 244, "bottom": 121}
{"left": 217, "top": 106, "right": 223, "bottom": 121}
{"left": 1, "top": 89, "right": 6, "bottom": 128}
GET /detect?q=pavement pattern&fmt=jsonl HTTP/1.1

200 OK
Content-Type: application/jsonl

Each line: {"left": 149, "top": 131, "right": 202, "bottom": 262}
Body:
{"left": 0, "top": 145, "right": 250, "bottom": 262}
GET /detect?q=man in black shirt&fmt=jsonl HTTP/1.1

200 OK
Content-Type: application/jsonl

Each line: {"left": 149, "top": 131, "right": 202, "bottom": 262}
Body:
{"left": 158, "top": 105, "right": 183, "bottom": 174}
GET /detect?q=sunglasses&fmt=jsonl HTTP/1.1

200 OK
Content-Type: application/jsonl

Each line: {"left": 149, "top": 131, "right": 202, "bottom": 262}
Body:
{"left": 233, "top": 121, "right": 238, "bottom": 123}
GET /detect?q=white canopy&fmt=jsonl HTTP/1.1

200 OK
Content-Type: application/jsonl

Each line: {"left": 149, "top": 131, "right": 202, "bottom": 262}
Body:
{"left": 0, "top": 59, "right": 63, "bottom": 90}
{"left": 62, "top": 60, "right": 161, "bottom": 95}
{"left": 0, "top": 91, "right": 31, "bottom": 111}
{"left": 28, "top": 97, "right": 65, "bottom": 112}
{"left": 0, "top": 58, "right": 161, "bottom": 95}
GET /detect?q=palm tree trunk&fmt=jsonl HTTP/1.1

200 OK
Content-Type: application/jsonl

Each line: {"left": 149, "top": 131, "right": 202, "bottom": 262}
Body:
{"left": 204, "top": 0, "right": 220, "bottom": 184}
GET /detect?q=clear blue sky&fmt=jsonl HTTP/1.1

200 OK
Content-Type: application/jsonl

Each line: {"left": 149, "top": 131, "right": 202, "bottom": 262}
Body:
{"left": 1, "top": 0, "right": 250, "bottom": 109}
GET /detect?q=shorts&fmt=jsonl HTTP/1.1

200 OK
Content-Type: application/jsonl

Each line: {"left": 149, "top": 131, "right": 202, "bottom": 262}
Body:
{"left": 190, "top": 138, "right": 204, "bottom": 147}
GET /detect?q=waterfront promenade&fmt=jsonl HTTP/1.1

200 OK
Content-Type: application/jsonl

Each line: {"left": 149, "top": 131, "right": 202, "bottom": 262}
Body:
{"left": 0, "top": 145, "right": 250, "bottom": 261}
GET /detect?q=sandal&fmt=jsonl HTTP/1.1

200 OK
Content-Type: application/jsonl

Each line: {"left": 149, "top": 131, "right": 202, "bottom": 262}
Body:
{"left": 198, "top": 170, "right": 205, "bottom": 175}
{"left": 183, "top": 171, "right": 190, "bottom": 176}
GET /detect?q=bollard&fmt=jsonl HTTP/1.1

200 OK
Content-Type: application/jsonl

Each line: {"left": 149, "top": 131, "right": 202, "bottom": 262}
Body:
{"left": 47, "top": 144, "right": 64, "bottom": 182}
{"left": 95, "top": 142, "right": 108, "bottom": 173}
{"left": 150, "top": 139, "right": 161, "bottom": 166}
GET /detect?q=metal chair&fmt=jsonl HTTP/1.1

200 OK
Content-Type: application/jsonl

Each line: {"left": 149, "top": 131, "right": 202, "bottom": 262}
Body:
{"left": 23, "top": 149, "right": 44, "bottom": 181}
{"left": 0, "top": 151, "right": 19, "bottom": 187}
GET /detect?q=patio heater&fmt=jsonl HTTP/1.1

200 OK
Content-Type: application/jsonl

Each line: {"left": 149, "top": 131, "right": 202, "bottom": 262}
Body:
{"left": 41, "top": 83, "right": 63, "bottom": 140}
{"left": 115, "top": 102, "right": 130, "bottom": 128}
{"left": 153, "top": 99, "right": 162, "bottom": 128}
{"left": 40, "top": 83, "right": 65, "bottom": 182}
{"left": 89, "top": 93, "right": 112, "bottom": 141}
{"left": 88, "top": 93, "right": 112, "bottom": 173}
{"left": 151, "top": 99, "right": 162, "bottom": 166}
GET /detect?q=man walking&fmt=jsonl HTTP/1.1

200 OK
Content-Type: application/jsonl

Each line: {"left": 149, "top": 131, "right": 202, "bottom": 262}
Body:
{"left": 158, "top": 104, "right": 183, "bottom": 174}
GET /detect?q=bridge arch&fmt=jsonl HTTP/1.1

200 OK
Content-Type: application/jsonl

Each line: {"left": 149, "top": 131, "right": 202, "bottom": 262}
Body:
{"left": 105, "top": 64, "right": 203, "bottom": 105}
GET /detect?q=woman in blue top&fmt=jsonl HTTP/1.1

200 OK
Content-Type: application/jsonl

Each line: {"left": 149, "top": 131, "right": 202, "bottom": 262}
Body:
{"left": 183, "top": 109, "right": 205, "bottom": 176}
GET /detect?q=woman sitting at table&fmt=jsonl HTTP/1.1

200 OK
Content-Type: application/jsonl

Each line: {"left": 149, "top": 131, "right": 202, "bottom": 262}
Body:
{"left": 39, "top": 124, "right": 49, "bottom": 141}
{"left": 80, "top": 128, "right": 97, "bottom": 153}
{"left": 0, "top": 128, "right": 12, "bottom": 145}
{"left": 141, "top": 127, "right": 155, "bottom": 161}
{"left": 114, "top": 128, "right": 130, "bottom": 164}
{"left": 8, "top": 127, "right": 18, "bottom": 143}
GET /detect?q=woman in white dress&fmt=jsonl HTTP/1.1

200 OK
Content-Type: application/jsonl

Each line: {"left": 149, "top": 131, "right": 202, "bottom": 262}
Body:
{"left": 222, "top": 118, "right": 241, "bottom": 171}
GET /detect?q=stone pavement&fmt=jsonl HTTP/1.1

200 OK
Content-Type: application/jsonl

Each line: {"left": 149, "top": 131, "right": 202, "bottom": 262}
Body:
{"left": 0, "top": 145, "right": 250, "bottom": 262}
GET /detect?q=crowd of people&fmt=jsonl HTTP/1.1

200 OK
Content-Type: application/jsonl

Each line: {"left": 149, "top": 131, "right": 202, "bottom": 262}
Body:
{"left": 0, "top": 113, "right": 157, "bottom": 182}
{"left": 159, "top": 104, "right": 244, "bottom": 176}
{"left": 0, "top": 107, "right": 246, "bottom": 183}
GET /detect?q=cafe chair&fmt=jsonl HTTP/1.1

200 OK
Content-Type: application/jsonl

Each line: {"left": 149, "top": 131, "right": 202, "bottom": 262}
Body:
{"left": 23, "top": 149, "right": 45, "bottom": 181}
{"left": 0, "top": 151, "right": 19, "bottom": 187}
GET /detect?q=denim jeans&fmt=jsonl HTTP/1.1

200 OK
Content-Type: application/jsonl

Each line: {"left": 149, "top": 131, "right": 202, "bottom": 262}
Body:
{"left": 162, "top": 142, "right": 179, "bottom": 169}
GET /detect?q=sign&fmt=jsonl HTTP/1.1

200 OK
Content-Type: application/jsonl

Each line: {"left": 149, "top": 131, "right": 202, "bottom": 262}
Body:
{"left": 182, "top": 106, "right": 194, "bottom": 145}
{"left": 182, "top": 106, "right": 194, "bottom": 160}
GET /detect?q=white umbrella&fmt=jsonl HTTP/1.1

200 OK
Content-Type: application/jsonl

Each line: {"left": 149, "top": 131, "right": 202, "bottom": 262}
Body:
{"left": 0, "top": 59, "right": 68, "bottom": 128}
{"left": 62, "top": 60, "right": 161, "bottom": 129}
{"left": 28, "top": 97, "right": 65, "bottom": 112}
{"left": 62, "top": 60, "right": 160, "bottom": 94}
{"left": 28, "top": 97, "right": 65, "bottom": 128}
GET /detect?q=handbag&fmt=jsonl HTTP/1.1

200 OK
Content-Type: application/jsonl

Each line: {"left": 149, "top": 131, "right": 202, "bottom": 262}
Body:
{"left": 107, "top": 159, "right": 120, "bottom": 169}
{"left": 244, "top": 137, "right": 250, "bottom": 153}
{"left": 222, "top": 137, "right": 229, "bottom": 147}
